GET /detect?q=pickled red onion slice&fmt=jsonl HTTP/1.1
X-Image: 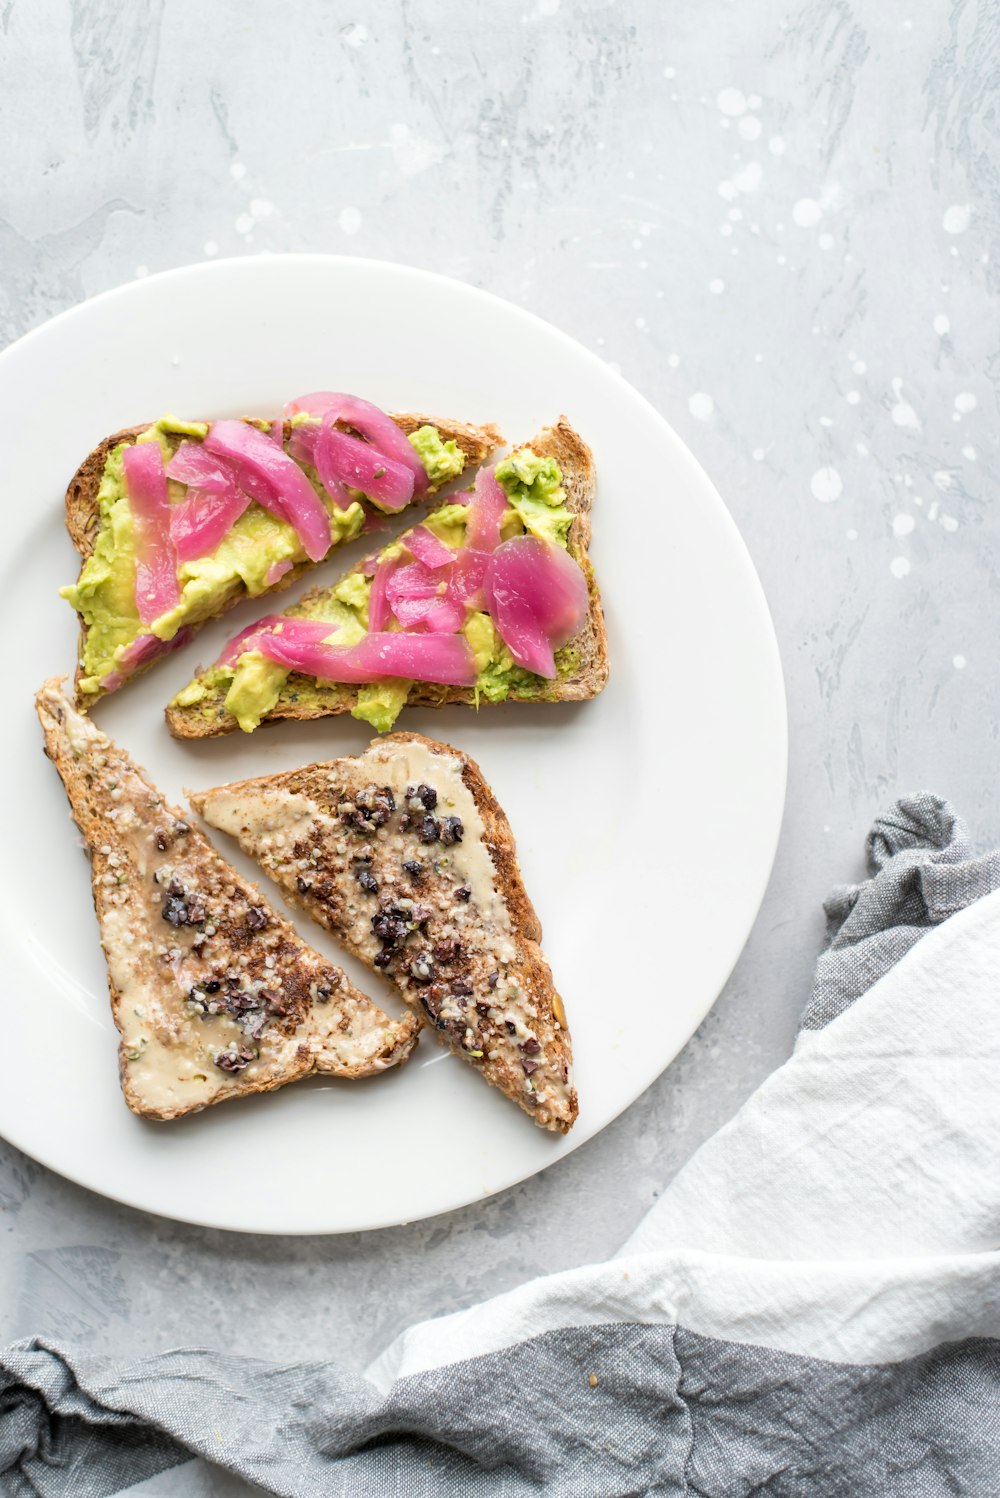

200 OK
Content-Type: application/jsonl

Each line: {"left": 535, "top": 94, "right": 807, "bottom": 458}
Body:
{"left": 166, "top": 441, "right": 239, "bottom": 494}
{"left": 170, "top": 486, "right": 252, "bottom": 563}
{"left": 285, "top": 392, "right": 427, "bottom": 494}
{"left": 123, "top": 442, "right": 180, "bottom": 624}
{"left": 445, "top": 548, "right": 490, "bottom": 612}
{"left": 266, "top": 559, "right": 293, "bottom": 586}
{"left": 405, "top": 524, "right": 454, "bottom": 569}
{"left": 218, "top": 615, "right": 336, "bottom": 668}
{"left": 314, "top": 421, "right": 414, "bottom": 512}
{"left": 204, "top": 420, "right": 331, "bottom": 562}
{"left": 257, "top": 629, "right": 475, "bottom": 686}
{"left": 465, "top": 467, "right": 508, "bottom": 553}
{"left": 483, "top": 536, "right": 588, "bottom": 679}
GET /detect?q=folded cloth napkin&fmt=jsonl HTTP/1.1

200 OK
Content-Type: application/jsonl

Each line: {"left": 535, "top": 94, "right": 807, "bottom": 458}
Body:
{"left": 3, "top": 792, "right": 1000, "bottom": 1498}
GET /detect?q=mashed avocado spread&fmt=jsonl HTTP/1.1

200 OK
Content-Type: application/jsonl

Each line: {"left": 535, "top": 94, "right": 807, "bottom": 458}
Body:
{"left": 170, "top": 445, "right": 581, "bottom": 735}
{"left": 61, "top": 417, "right": 461, "bottom": 696}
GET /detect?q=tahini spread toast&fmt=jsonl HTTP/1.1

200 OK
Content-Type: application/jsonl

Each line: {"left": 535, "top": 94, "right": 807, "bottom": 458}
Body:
{"left": 193, "top": 733, "right": 577, "bottom": 1132}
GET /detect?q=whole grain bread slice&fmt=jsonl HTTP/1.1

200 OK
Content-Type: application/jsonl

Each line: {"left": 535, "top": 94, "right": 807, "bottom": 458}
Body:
{"left": 37, "top": 678, "right": 420, "bottom": 1120}
{"left": 165, "top": 417, "right": 608, "bottom": 739}
{"left": 192, "top": 732, "right": 577, "bottom": 1132}
{"left": 66, "top": 412, "right": 502, "bottom": 708}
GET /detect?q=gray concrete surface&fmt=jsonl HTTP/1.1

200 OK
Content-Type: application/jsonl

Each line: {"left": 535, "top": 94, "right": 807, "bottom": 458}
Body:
{"left": 2, "top": 1, "right": 998, "bottom": 1490}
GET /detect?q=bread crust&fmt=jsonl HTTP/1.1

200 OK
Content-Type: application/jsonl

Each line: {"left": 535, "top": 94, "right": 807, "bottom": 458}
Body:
{"left": 165, "top": 416, "right": 608, "bottom": 738}
{"left": 65, "top": 413, "right": 503, "bottom": 709}
{"left": 36, "top": 678, "right": 420, "bottom": 1120}
{"left": 192, "top": 732, "right": 577, "bottom": 1132}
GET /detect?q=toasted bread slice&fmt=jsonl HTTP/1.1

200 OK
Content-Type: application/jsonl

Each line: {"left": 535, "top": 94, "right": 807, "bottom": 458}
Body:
{"left": 192, "top": 733, "right": 577, "bottom": 1132}
{"left": 65, "top": 412, "right": 502, "bottom": 708}
{"left": 36, "top": 679, "right": 420, "bottom": 1120}
{"left": 165, "top": 417, "right": 607, "bottom": 739}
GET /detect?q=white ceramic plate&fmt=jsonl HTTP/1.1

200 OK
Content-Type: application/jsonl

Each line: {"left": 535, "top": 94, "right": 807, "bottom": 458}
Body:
{"left": 0, "top": 257, "right": 785, "bottom": 1234}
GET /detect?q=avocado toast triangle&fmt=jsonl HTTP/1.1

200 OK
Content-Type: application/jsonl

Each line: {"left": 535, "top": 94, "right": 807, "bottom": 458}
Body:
{"left": 165, "top": 417, "right": 608, "bottom": 739}
{"left": 36, "top": 679, "right": 420, "bottom": 1121}
{"left": 191, "top": 732, "right": 577, "bottom": 1133}
{"left": 62, "top": 409, "right": 502, "bottom": 708}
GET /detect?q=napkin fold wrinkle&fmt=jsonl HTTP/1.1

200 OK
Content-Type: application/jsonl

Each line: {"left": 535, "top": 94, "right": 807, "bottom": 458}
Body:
{"left": 2, "top": 792, "right": 999, "bottom": 1498}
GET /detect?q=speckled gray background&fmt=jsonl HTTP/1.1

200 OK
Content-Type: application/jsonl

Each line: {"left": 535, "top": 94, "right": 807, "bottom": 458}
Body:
{"left": 2, "top": 1, "right": 998, "bottom": 1491}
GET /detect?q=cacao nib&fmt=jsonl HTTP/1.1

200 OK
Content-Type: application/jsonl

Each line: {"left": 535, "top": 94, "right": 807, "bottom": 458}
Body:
{"left": 432, "top": 939, "right": 460, "bottom": 964}
{"left": 409, "top": 950, "right": 435, "bottom": 983}
{"left": 488, "top": 971, "right": 500, "bottom": 990}
{"left": 373, "top": 948, "right": 393, "bottom": 969}
{"left": 296, "top": 876, "right": 313, "bottom": 895}
{"left": 454, "top": 885, "right": 472, "bottom": 902}
{"left": 451, "top": 978, "right": 474, "bottom": 997}
{"left": 439, "top": 816, "right": 464, "bottom": 846}
{"left": 161, "top": 894, "right": 188, "bottom": 927}
{"left": 260, "top": 987, "right": 290, "bottom": 1015}
{"left": 402, "top": 859, "right": 424, "bottom": 879}
{"left": 521, "top": 1037, "right": 541, "bottom": 1055}
{"left": 341, "top": 784, "right": 396, "bottom": 831}
{"left": 522, "top": 1058, "right": 540, "bottom": 1076}
{"left": 505, "top": 1020, "right": 517, "bottom": 1035}
{"left": 214, "top": 1048, "right": 255, "bottom": 1074}
{"left": 416, "top": 783, "right": 438, "bottom": 810}
{"left": 246, "top": 907, "right": 269, "bottom": 931}
{"left": 357, "top": 864, "right": 379, "bottom": 894}
{"left": 417, "top": 814, "right": 439, "bottom": 844}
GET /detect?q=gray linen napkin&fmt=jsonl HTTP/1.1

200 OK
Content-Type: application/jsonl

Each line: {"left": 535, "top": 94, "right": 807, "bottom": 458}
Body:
{"left": 2, "top": 792, "right": 999, "bottom": 1498}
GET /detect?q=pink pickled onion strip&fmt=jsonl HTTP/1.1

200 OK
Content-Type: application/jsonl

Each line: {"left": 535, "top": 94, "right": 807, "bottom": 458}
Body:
{"left": 165, "top": 441, "right": 238, "bottom": 495}
{"left": 102, "top": 627, "right": 193, "bottom": 693}
{"left": 465, "top": 467, "right": 509, "bottom": 553}
{"left": 257, "top": 629, "right": 475, "bottom": 686}
{"left": 123, "top": 442, "right": 180, "bottom": 625}
{"left": 483, "top": 536, "right": 588, "bottom": 679}
{"left": 286, "top": 425, "right": 317, "bottom": 467}
{"left": 218, "top": 615, "right": 337, "bottom": 669}
{"left": 314, "top": 420, "right": 414, "bottom": 512}
{"left": 285, "top": 392, "right": 428, "bottom": 495}
{"left": 170, "top": 486, "right": 252, "bottom": 563}
{"left": 405, "top": 524, "right": 454, "bottom": 569}
{"left": 445, "top": 548, "right": 490, "bottom": 611}
{"left": 266, "top": 559, "right": 293, "bottom": 586}
{"left": 204, "top": 420, "right": 331, "bottom": 563}
{"left": 408, "top": 598, "right": 467, "bottom": 633}
{"left": 267, "top": 420, "right": 283, "bottom": 446}
{"left": 385, "top": 558, "right": 442, "bottom": 628}
{"left": 367, "top": 557, "right": 397, "bottom": 632}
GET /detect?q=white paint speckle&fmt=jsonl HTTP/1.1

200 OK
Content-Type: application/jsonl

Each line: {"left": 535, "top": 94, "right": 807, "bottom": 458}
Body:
{"left": 847, "top": 528, "right": 859, "bottom": 541}
{"left": 810, "top": 466, "right": 843, "bottom": 503}
{"left": 792, "top": 197, "right": 822, "bottom": 227}
{"left": 819, "top": 416, "right": 833, "bottom": 427}
{"left": 234, "top": 213, "right": 254, "bottom": 236}
{"left": 953, "top": 655, "right": 967, "bottom": 669}
{"left": 846, "top": 390, "right": 860, "bottom": 405}
{"left": 230, "top": 162, "right": 247, "bottom": 181}
{"left": 134, "top": 264, "right": 148, "bottom": 278}
{"left": 709, "top": 278, "right": 725, "bottom": 294}
{"left": 962, "top": 444, "right": 977, "bottom": 460}
{"left": 341, "top": 21, "right": 369, "bottom": 45}
{"left": 389, "top": 123, "right": 441, "bottom": 177}
{"left": 768, "top": 136, "right": 786, "bottom": 156}
{"left": 853, "top": 359, "right": 867, "bottom": 375}
{"left": 856, "top": 442, "right": 869, "bottom": 456}
{"left": 933, "top": 471, "right": 953, "bottom": 491}
{"left": 667, "top": 353, "right": 680, "bottom": 368}
{"left": 890, "top": 556, "right": 911, "bottom": 579}
{"left": 717, "top": 88, "right": 747, "bottom": 116}
{"left": 250, "top": 198, "right": 274, "bottom": 219}
{"left": 940, "top": 514, "right": 959, "bottom": 532}
{"left": 892, "top": 513, "right": 915, "bottom": 537}
{"left": 732, "top": 161, "right": 763, "bottom": 193}
{"left": 752, "top": 447, "right": 765, "bottom": 461}
{"left": 890, "top": 378, "right": 920, "bottom": 430}
{"left": 538, "top": 0, "right": 559, "bottom": 12}
{"left": 663, "top": 65, "right": 676, "bottom": 79}
{"left": 203, "top": 239, "right": 218, "bottom": 257}
{"left": 738, "top": 115, "right": 762, "bottom": 141}
{"left": 748, "top": 93, "right": 762, "bottom": 109}
{"left": 818, "top": 232, "right": 834, "bottom": 250}
{"left": 943, "top": 204, "right": 971, "bottom": 234}
{"left": 720, "top": 223, "right": 733, "bottom": 237}
{"left": 689, "top": 392, "right": 714, "bottom": 420}
{"left": 933, "top": 314, "right": 950, "bottom": 336}
{"left": 338, "top": 205, "right": 363, "bottom": 235}
{"left": 954, "top": 391, "right": 977, "bottom": 414}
